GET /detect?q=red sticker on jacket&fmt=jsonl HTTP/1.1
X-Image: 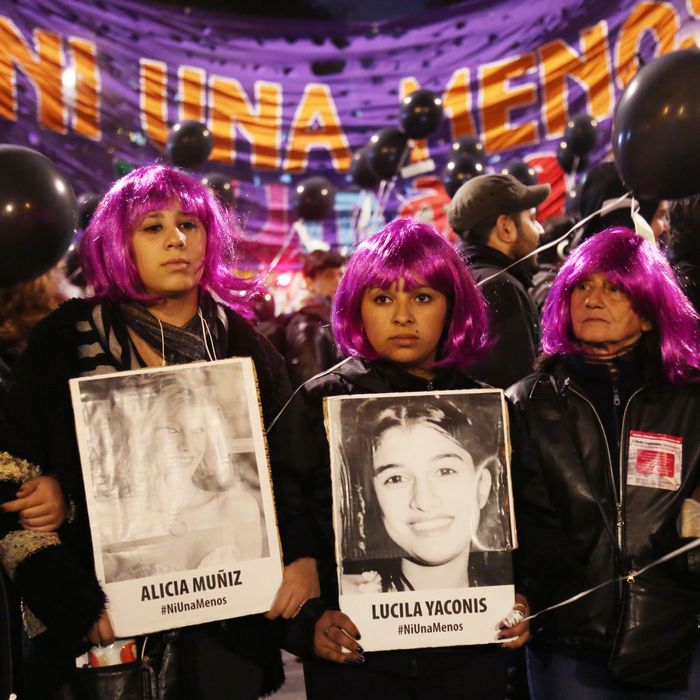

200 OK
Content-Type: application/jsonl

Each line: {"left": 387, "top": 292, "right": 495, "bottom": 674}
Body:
{"left": 627, "top": 431, "right": 682, "bottom": 490}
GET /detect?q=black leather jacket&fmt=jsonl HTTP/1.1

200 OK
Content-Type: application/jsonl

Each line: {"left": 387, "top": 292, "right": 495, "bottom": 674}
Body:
{"left": 459, "top": 243, "right": 540, "bottom": 389}
{"left": 507, "top": 352, "right": 700, "bottom": 652}
{"left": 291, "top": 358, "right": 507, "bottom": 674}
{"left": 1, "top": 298, "right": 311, "bottom": 696}
{"left": 284, "top": 295, "right": 342, "bottom": 389}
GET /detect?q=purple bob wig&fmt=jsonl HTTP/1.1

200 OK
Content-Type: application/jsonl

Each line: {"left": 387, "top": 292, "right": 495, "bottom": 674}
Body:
{"left": 81, "top": 165, "right": 254, "bottom": 313}
{"left": 333, "top": 218, "right": 488, "bottom": 368}
{"left": 542, "top": 227, "right": 700, "bottom": 384}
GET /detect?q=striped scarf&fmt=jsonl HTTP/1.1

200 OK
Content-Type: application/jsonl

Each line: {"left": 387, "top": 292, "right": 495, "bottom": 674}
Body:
{"left": 76, "top": 294, "right": 228, "bottom": 376}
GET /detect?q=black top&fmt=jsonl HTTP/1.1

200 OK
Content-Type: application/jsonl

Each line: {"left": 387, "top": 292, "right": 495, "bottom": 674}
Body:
{"left": 508, "top": 343, "right": 700, "bottom": 652}
{"left": 460, "top": 243, "right": 540, "bottom": 389}
{"left": 284, "top": 294, "right": 342, "bottom": 389}
{"left": 566, "top": 344, "right": 647, "bottom": 482}
{"left": 1, "top": 297, "right": 317, "bottom": 695}
{"left": 291, "top": 357, "right": 512, "bottom": 677}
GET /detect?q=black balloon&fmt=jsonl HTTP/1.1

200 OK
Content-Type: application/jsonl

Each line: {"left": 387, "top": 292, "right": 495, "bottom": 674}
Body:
{"left": 563, "top": 114, "right": 598, "bottom": 157}
{"left": 613, "top": 49, "right": 700, "bottom": 199}
{"left": 201, "top": 172, "right": 234, "bottom": 207}
{"left": 556, "top": 140, "right": 588, "bottom": 174}
{"left": 443, "top": 155, "right": 485, "bottom": 198}
{"left": 166, "top": 120, "right": 213, "bottom": 168}
{"left": 367, "top": 128, "right": 409, "bottom": 180}
{"left": 350, "top": 148, "right": 380, "bottom": 189}
{"left": 450, "top": 136, "right": 487, "bottom": 163}
{"left": 0, "top": 145, "right": 77, "bottom": 287}
{"left": 295, "top": 176, "right": 335, "bottom": 220}
{"left": 399, "top": 89, "right": 444, "bottom": 140}
{"left": 501, "top": 159, "right": 537, "bottom": 186}
{"left": 77, "top": 192, "right": 101, "bottom": 230}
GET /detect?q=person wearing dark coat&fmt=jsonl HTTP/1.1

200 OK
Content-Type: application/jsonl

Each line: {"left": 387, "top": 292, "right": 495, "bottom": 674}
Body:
{"left": 507, "top": 228, "right": 700, "bottom": 699}
{"left": 447, "top": 174, "right": 550, "bottom": 389}
{"left": 284, "top": 249, "right": 345, "bottom": 388}
{"left": 669, "top": 194, "right": 700, "bottom": 313}
{"left": 288, "top": 218, "right": 530, "bottom": 700}
{"left": 0, "top": 165, "right": 319, "bottom": 699}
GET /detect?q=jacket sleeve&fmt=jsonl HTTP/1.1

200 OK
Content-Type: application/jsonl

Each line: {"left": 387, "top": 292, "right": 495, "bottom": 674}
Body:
{"left": 469, "top": 277, "right": 540, "bottom": 389}
{"left": 285, "top": 313, "right": 336, "bottom": 389}
{"left": 251, "top": 331, "right": 327, "bottom": 564}
{"left": 280, "top": 378, "right": 339, "bottom": 658}
{"left": 1, "top": 307, "right": 107, "bottom": 655}
{"left": 507, "top": 393, "right": 586, "bottom": 613}
{"left": 3, "top": 301, "right": 86, "bottom": 505}
{"left": 302, "top": 378, "right": 338, "bottom": 566}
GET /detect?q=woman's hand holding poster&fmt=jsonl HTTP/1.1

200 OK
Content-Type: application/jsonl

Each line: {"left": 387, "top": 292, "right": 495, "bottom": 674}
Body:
{"left": 326, "top": 389, "right": 516, "bottom": 651}
{"left": 70, "top": 358, "right": 282, "bottom": 637}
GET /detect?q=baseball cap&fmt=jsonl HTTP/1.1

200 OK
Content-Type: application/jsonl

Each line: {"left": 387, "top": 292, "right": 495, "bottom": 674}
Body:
{"left": 447, "top": 174, "right": 550, "bottom": 235}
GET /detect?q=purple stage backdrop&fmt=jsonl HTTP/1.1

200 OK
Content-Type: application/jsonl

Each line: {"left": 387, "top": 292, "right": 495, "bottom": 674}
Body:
{"left": 1, "top": 0, "right": 698, "bottom": 265}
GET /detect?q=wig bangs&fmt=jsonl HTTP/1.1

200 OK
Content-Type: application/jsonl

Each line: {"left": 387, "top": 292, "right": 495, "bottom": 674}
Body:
{"left": 81, "top": 165, "right": 254, "bottom": 313}
{"left": 543, "top": 227, "right": 700, "bottom": 382}
{"left": 359, "top": 251, "right": 452, "bottom": 298}
{"left": 356, "top": 229, "right": 455, "bottom": 299}
{"left": 123, "top": 175, "right": 213, "bottom": 236}
{"left": 333, "top": 218, "right": 487, "bottom": 368}
{"left": 557, "top": 231, "right": 667, "bottom": 321}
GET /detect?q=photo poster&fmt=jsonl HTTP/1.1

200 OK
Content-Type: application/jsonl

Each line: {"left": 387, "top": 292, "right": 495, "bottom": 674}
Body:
{"left": 69, "top": 358, "right": 283, "bottom": 637}
{"left": 326, "top": 388, "right": 517, "bottom": 651}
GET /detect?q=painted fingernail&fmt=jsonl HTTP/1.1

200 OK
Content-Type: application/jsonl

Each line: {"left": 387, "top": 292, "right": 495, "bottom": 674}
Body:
{"left": 356, "top": 645, "right": 364, "bottom": 653}
{"left": 344, "top": 655, "right": 365, "bottom": 664}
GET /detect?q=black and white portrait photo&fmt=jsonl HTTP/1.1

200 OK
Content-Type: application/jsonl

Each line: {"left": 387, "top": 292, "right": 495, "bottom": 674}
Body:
{"left": 70, "top": 358, "right": 282, "bottom": 636}
{"left": 326, "top": 389, "right": 516, "bottom": 651}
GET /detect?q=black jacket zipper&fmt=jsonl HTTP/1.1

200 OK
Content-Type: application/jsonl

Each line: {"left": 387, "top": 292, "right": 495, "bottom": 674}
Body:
{"left": 563, "top": 381, "right": 644, "bottom": 559}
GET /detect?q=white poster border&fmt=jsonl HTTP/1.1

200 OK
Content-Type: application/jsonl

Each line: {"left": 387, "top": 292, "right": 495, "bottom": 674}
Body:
{"left": 326, "top": 387, "right": 516, "bottom": 651}
{"left": 70, "top": 357, "right": 283, "bottom": 637}
{"left": 340, "top": 584, "right": 515, "bottom": 651}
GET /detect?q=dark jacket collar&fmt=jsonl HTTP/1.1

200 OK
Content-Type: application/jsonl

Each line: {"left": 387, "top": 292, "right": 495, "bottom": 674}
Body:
{"left": 534, "top": 335, "right": 665, "bottom": 398}
{"left": 327, "top": 357, "right": 486, "bottom": 394}
{"left": 459, "top": 242, "right": 534, "bottom": 288}
{"left": 297, "top": 294, "right": 332, "bottom": 322}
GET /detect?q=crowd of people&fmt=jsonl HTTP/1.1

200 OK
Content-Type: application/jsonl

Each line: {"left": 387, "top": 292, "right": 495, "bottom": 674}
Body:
{"left": 0, "top": 161, "right": 699, "bottom": 700}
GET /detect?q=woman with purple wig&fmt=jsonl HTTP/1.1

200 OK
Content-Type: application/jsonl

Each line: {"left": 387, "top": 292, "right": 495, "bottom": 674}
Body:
{"left": 0, "top": 165, "right": 318, "bottom": 698}
{"left": 290, "top": 218, "right": 530, "bottom": 699}
{"left": 508, "top": 227, "right": 700, "bottom": 698}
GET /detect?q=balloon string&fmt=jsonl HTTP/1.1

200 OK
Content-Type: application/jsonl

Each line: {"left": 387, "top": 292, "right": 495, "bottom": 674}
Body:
{"left": 476, "top": 191, "right": 633, "bottom": 288}
{"left": 350, "top": 191, "right": 364, "bottom": 238}
{"left": 267, "top": 371, "right": 700, "bottom": 622}
{"left": 265, "top": 223, "right": 298, "bottom": 276}
{"left": 376, "top": 142, "right": 413, "bottom": 219}
{"left": 563, "top": 155, "right": 581, "bottom": 203}
{"left": 376, "top": 179, "right": 386, "bottom": 206}
{"left": 265, "top": 356, "right": 353, "bottom": 434}
{"left": 518, "top": 536, "right": 700, "bottom": 624}
{"left": 378, "top": 182, "right": 395, "bottom": 216}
